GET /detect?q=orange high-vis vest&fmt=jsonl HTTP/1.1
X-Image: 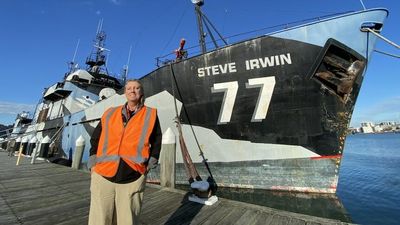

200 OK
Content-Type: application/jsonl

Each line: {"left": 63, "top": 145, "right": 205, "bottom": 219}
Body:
{"left": 93, "top": 105, "right": 157, "bottom": 177}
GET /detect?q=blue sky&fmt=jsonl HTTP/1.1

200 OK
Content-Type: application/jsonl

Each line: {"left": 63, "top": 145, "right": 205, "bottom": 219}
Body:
{"left": 0, "top": 0, "right": 399, "bottom": 127}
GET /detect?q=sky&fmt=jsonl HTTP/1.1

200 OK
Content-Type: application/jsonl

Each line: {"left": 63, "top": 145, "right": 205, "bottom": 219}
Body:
{"left": 0, "top": 0, "right": 399, "bottom": 127}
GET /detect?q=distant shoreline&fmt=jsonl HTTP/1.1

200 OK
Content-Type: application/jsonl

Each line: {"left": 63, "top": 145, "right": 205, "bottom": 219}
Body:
{"left": 348, "top": 131, "right": 400, "bottom": 135}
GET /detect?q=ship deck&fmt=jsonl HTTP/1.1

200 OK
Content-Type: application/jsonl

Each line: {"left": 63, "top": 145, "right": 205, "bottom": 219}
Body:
{"left": 0, "top": 150, "right": 352, "bottom": 225}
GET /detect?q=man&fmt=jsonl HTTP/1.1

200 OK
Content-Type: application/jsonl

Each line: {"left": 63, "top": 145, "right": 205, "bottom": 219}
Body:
{"left": 7, "top": 139, "right": 16, "bottom": 157}
{"left": 88, "top": 79, "right": 162, "bottom": 225}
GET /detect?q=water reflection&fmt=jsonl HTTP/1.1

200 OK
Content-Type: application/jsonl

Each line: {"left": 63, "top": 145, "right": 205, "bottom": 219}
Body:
{"left": 176, "top": 184, "right": 352, "bottom": 222}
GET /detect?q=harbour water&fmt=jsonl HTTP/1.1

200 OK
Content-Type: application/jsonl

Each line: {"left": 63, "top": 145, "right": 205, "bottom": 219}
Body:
{"left": 181, "top": 133, "right": 399, "bottom": 225}
{"left": 337, "top": 133, "right": 400, "bottom": 225}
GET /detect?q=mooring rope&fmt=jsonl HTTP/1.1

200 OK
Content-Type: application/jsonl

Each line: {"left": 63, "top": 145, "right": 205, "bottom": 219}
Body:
{"left": 168, "top": 63, "right": 215, "bottom": 181}
{"left": 374, "top": 49, "right": 400, "bottom": 59}
{"left": 363, "top": 27, "right": 400, "bottom": 59}
{"left": 364, "top": 27, "right": 400, "bottom": 49}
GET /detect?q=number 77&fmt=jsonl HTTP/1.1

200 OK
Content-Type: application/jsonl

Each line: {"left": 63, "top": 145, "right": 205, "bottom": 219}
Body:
{"left": 211, "top": 76, "right": 276, "bottom": 124}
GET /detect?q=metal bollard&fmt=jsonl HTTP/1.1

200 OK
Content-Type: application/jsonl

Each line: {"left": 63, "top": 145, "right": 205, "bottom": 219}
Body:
{"left": 30, "top": 144, "right": 39, "bottom": 164}
{"left": 71, "top": 135, "right": 85, "bottom": 169}
{"left": 27, "top": 136, "right": 38, "bottom": 156}
{"left": 21, "top": 136, "right": 29, "bottom": 155}
{"left": 14, "top": 137, "right": 21, "bottom": 155}
{"left": 38, "top": 136, "right": 51, "bottom": 158}
{"left": 31, "top": 136, "right": 50, "bottom": 164}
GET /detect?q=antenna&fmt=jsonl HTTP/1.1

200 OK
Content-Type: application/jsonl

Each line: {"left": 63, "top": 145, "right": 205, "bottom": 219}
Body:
{"left": 359, "top": 0, "right": 366, "bottom": 10}
{"left": 96, "top": 19, "right": 104, "bottom": 34}
{"left": 72, "top": 39, "right": 80, "bottom": 63}
{"left": 66, "top": 39, "right": 81, "bottom": 75}
{"left": 105, "top": 51, "right": 110, "bottom": 66}
{"left": 122, "top": 45, "right": 132, "bottom": 84}
{"left": 127, "top": 45, "right": 132, "bottom": 66}
{"left": 93, "top": 45, "right": 110, "bottom": 52}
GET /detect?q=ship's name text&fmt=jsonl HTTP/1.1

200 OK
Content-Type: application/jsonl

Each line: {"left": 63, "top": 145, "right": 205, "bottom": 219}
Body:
{"left": 197, "top": 53, "right": 292, "bottom": 77}
{"left": 197, "top": 63, "right": 237, "bottom": 77}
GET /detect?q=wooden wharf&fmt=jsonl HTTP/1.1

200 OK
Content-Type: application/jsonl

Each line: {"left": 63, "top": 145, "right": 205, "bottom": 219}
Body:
{"left": 0, "top": 150, "right": 353, "bottom": 225}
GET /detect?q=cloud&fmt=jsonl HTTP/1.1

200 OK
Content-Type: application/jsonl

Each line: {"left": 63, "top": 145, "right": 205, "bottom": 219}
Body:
{"left": 109, "top": 0, "right": 121, "bottom": 5}
{"left": 0, "top": 114, "right": 18, "bottom": 126}
{"left": 367, "top": 96, "right": 400, "bottom": 116}
{"left": 0, "top": 101, "right": 36, "bottom": 115}
{"left": 351, "top": 96, "right": 400, "bottom": 126}
{"left": 0, "top": 101, "right": 36, "bottom": 125}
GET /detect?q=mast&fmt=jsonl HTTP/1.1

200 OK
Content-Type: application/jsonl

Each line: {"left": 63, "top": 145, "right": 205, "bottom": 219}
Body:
{"left": 191, "top": 0, "right": 227, "bottom": 54}
{"left": 122, "top": 45, "right": 132, "bottom": 85}
{"left": 192, "top": 0, "right": 206, "bottom": 54}
{"left": 86, "top": 19, "right": 109, "bottom": 74}
{"left": 67, "top": 39, "right": 80, "bottom": 74}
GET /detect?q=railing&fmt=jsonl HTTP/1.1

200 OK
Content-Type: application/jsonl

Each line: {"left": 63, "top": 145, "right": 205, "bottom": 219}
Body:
{"left": 0, "top": 124, "right": 36, "bottom": 141}
{"left": 0, "top": 127, "right": 14, "bottom": 140}
{"left": 155, "top": 10, "right": 354, "bottom": 66}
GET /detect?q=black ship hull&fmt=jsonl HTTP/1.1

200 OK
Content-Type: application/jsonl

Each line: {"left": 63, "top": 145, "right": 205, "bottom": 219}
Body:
{"left": 140, "top": 9, "right": 388, "bottom": 192}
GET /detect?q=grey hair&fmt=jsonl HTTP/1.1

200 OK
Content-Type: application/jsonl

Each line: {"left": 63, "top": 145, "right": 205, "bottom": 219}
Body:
{"left": 125, "top": 79, "right": 145, "bottom": 107}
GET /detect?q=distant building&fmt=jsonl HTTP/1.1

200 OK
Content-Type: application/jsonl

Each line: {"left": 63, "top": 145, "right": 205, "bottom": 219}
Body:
{"left": 356, "top": 121, "right": 400, "bottom": 134}
{"left": 348, "top": 127, "right": 361, "bottom": 134}
{"left": 374, "top": 126, "right": 383, "bottom": 133}
{"left": 360, "top": 122, "right": 374, "bottom": 133}
{"left": 377, "top": 121, "right": 397, "bottom": 132}
{"left": 380, "top": 121, "right": 396, "bottom": 126}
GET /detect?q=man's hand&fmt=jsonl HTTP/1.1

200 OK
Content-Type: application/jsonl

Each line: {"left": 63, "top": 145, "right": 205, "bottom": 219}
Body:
{"left": 87, "top": 155, "right": 97, "bottom": 171}
{"left": 146, "top": 157, "right": 158, "bottom": 172}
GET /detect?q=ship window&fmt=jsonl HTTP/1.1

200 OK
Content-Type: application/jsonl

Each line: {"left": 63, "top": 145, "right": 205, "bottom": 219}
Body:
{"left": 56, "top": 82, "right": 65, "bottom": 89}
{"left": 71, "top": 75, "right": 90, "bottom": 84}
{"left": 309, "top": 38, "right": 365, "bottom": 103}
{"left": 78, "top": 78, "right": 89, "bottom": 83}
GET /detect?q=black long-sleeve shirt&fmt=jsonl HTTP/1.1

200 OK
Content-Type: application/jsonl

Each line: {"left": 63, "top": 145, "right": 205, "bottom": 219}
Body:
{"left": 90, "top": 105, "right": 162, "bottom": 184}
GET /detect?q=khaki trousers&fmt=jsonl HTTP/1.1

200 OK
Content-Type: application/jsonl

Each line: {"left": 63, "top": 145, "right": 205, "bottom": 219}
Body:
{"left": 88, "top": 172, "right": 146, "bottom": 225}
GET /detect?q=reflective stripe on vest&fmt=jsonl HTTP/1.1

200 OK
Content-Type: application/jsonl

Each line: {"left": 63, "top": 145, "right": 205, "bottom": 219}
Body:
{"left": 101, "top": 107, "right": 119, "bottom": 156}
{"left": 136, "top": 107, "right": 152, "bottom": 162}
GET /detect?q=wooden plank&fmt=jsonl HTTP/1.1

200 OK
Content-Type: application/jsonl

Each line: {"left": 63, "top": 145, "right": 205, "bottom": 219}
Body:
{"left": 0, "top": 217, "right": 22, "bottom": 225}
{"left": 177, "top": 202, "right": 222, "bottom": 225}
{"left": 20, "top": 200, "right": 89, "bottom": 225}
{"left": 143, "top": 188, "right": 173, "bottom": 203}
{"left": 141, "top": 195, "right": 189, "bottom": 224}
{"left": 252, "top": 211, "right": 274, "bottom": 225}
{"left": 216, "top": 206, "right": 248, "bottom": 225}
{"left": 289, "top": 217, "right": 307, "bottom": 225}
{"left": 140, "top": 191, "right": 184, "bottom": 220}
{"left": 9, "top": 193, "right": 81, "bottom": 212}
{"left": 306, "top": 222, "right": 322, "bottom": 225}
{"left": 270, "top": 214, "right": 292, "bottom": 225}
{"left": 233, "top": 209, "right": 261, "bottom": 225}
{"left": 197, "top": 203, "right": 233, "bottom": 225}
{"left": 55, "top": 216, "right": 89, "bottom": 225}
{"left": 0, "top": 171, "right": 38, "bottom": 180}
{"left": 3, "top": 187, "right": 73, "bottom": 205}
{"left": 140, "top": 190, "right": 180, "bottom": 215}
{"left": 163, "top": 201, "right": 208, "bottom": 225}
{"left": 142, "top": 186, "right": 159, "bottom": 195}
